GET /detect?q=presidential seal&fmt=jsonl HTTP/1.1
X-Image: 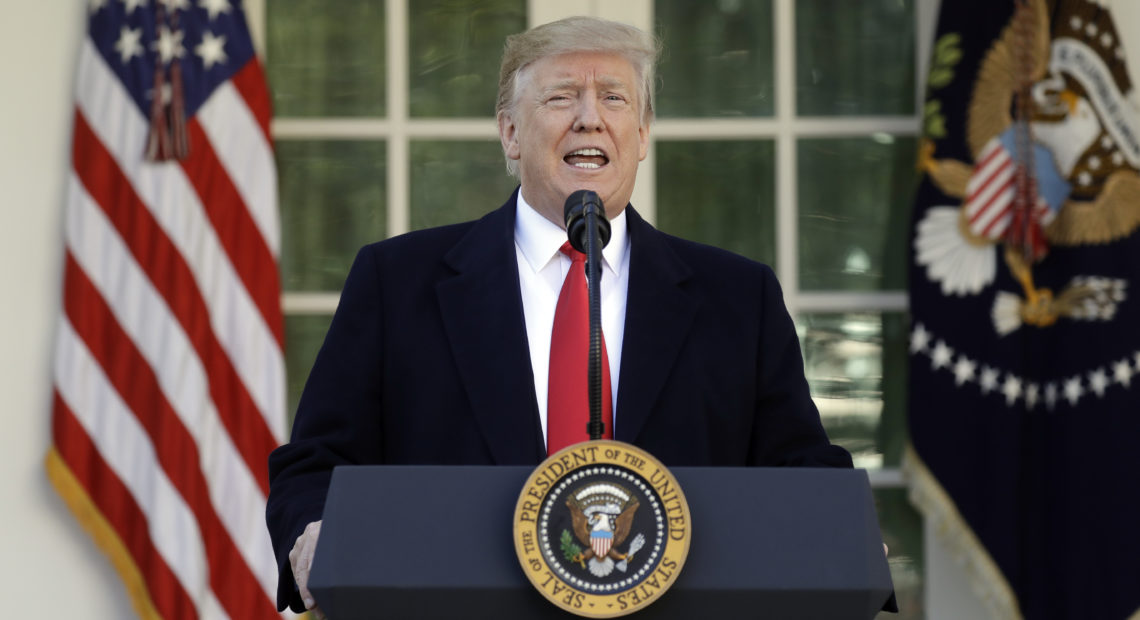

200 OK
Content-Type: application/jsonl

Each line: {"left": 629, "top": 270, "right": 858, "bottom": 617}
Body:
{"left": 514, "top": 440, "right": 691, "bottom": 618}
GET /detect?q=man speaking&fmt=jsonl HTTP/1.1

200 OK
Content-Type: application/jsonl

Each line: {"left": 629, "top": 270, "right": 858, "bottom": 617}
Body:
{"left": 266, "top": 16, "right": 852, "bottom": 616}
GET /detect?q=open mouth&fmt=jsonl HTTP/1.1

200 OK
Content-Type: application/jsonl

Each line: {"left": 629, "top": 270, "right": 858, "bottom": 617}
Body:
{"left": 564, "top": 148, "right": 609, "bottom": 169}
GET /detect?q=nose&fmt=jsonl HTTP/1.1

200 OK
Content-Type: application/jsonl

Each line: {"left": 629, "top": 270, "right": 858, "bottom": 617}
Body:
{"left": 572, "top": 96, "right": 604, "bottom": 132}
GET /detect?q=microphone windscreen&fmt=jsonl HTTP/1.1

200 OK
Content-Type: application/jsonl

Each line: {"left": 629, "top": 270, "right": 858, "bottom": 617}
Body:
{"left": 563, "top": 190, "right": 610, "bottom": 253}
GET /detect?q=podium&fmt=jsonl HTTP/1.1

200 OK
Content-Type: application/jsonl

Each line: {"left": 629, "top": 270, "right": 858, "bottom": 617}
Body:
{"left": 308, "top": 466, "right": 894, "bottom": 619}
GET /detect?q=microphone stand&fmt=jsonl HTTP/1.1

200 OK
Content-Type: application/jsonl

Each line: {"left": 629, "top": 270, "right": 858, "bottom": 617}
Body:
{"left": 564, "top": 189, "right": 610, "bottom": 441}
{"left": 584, "top": 205, "right": 605, "bottom": 441}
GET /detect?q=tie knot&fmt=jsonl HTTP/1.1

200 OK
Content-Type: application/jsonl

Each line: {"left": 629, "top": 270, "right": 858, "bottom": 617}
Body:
{"left": 559, "top": 241, "right": 586, "bottom": 263}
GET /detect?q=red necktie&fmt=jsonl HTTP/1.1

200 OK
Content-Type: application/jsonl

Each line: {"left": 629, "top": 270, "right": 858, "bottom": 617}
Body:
{"left": 547, "top": 242, "right": 613, "bottom": 455}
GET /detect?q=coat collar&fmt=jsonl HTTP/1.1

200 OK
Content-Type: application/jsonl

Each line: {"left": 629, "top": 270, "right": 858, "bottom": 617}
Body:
{"left": 435, "top": 192, "right": 700, "bottom": 460}
{"left": 436, "top": 190, "right": 547, "bottom": 464}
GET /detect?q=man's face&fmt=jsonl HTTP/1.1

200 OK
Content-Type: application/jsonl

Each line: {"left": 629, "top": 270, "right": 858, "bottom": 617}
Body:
{"left": 498, "top": 51, "right": 650, "bottom": 227}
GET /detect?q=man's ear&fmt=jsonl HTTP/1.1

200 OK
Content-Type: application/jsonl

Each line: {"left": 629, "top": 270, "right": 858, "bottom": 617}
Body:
{"left": 638, "top": 121, "right": 650, "bottom": 161}
{"left": 498, "top": 111, "right": 521, "bottom": 161}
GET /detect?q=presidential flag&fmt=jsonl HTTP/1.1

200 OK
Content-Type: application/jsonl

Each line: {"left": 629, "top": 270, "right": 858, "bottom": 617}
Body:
{"left": 47, "top": 1, "right": 285, "bottom": 618}
{"left": 907, "top": 0, "right": 1140, "bottom": 618}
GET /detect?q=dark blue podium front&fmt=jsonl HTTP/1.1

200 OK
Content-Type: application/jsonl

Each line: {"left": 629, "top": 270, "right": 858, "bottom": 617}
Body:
{"left": 308, "top": 466, "right": 894, "bottom": 619}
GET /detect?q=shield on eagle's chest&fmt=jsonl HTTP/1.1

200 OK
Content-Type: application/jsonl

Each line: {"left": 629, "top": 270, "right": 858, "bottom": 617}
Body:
{"left": 591, "top": 530, "right": 613, "bottom": 558}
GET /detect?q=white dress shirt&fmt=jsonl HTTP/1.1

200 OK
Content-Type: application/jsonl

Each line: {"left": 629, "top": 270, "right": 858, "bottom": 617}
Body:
{"left": 514, "top": 192, "right": 630, "bottom": 447}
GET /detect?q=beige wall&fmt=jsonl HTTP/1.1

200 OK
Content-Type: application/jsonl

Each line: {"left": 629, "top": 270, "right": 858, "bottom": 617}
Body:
{"left": 1, "top": 2, "right": 1137, "bottom": 617}
{"left": 0, "top": 2, "right": 136, "bottom": 618}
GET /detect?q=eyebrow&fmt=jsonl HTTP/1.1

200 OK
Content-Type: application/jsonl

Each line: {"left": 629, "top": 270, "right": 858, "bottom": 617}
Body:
{"left": 540, "top": 76, "right": 632, "bottom": 95}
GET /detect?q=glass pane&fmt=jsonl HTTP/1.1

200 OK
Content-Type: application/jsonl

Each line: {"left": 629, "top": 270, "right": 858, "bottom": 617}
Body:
{"left": 656, "top": 140, "right": 776, "bottom": 264}
{"left": 267, "top": 0, "right": 386, "bottom": 117}
{"left": 285, "top": 314, "right": 334, "bottom": 429}
{"left": 408, "top": 0, "right": 526, "bottom": 117}
{"left": 655, "top": 0, "right": 774, "bottom": 117}
{"left": 796, "top": 0, "right": 915, "bottom": 116}
{"left": 409, "top": 140, "right": 519, "bottom": 230}
{"left": 798, "top": 312, "right": 908, "bottom": 469}
{"left": 874, "top": 488, "right": 924, "bottom": 620}
{"left": 277, "top": 140, "right": 387, "bottom": 291}
{"left": 798, "top": 136, "right": 916, "bottom": 291}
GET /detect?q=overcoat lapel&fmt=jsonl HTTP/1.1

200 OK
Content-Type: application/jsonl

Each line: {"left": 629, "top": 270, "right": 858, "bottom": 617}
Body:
{"left": 615, "top": 208, "right": 700, "bottom": 443}
{"left": 436, "top": 197, "right": 546, "bottom": 464}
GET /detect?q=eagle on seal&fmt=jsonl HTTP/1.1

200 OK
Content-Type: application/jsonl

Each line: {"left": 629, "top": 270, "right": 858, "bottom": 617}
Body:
{"left": 566, "top": 483, "right": 642, "bottom": 578}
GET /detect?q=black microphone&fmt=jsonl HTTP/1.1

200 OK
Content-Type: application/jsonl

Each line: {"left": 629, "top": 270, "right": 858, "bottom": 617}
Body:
{"left": 563, "top": 190, "right": 611, "bottom": 254}
{"left": 562, "top": 190, "right": 610, "bottom": 441}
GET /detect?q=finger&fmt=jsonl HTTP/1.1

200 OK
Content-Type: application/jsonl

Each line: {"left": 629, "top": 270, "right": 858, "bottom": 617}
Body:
{"left": 296, "top": 543, "right": 315, "bottom": 608}
{"left": 291, "top": 521, "right": 323, "bottom": 609}
{"left": 300, "top": 584, "right": 316, "bottom": 611}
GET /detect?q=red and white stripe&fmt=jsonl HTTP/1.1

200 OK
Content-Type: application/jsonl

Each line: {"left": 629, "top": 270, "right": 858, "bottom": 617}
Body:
{"left": 51, "top": 29, "right": 286, "bottom": 620}
{"left": 964, "top": 138, "right": 1052, "bottom": 241}
{"left": 592, "top": 535, "right": 613, "bottom": 559}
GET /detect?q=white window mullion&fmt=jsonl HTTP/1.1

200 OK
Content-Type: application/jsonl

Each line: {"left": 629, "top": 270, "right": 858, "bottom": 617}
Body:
{"left": 868, "top": 468, "right": 905, "bottom": 488}
{"left": 272, "top": 118, "right": 391, "bottom": 139}
{"left": 653, "top": 117, "right": 919, "bottom": 139}
{"left": 246, "top": 0, "right": 266, "bottom": 59}
{"left": 387, "top": 0, "right": 410, "bottom": 237}
{"left": 595, "top": 0, "right": 652, "bottom": 27}
{"left": 281, "top": 292, "right": 341, "bottom": 315}
{"left": 528, "top": 0, "right": 594, "bottom": 27}
{"left": 797, "top": 291, "right": 909, "bottom": 313}
{"left": 774, "top": 0, "right": 798, "bottom": 316}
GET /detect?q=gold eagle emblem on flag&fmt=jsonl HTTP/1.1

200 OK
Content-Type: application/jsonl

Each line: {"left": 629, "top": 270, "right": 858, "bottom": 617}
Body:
{"left": 915, "top": 0, "right": 1140, "bottom": 334}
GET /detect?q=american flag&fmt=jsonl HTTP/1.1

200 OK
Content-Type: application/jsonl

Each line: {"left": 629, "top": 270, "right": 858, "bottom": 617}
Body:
{"left": 47, "top": 1, "right": 285, "bottom": 619}
{"left": 963, "top": 134, "right": 1054, "bottom": 256}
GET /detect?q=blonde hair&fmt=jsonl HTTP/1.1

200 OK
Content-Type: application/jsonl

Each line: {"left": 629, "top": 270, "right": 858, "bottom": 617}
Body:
{"left": 496, "top": 16, "right": 660, "bottom": 177}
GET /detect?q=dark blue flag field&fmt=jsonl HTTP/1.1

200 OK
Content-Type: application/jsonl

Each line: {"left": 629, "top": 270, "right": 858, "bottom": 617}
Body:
{"left": 907, "top": 0, "right": 1140, "bottom": 618}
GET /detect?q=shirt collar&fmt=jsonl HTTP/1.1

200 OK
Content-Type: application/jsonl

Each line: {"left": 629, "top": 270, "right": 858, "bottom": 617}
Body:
{"left": 514, "top": 190, "right": 629, "bottom": 276}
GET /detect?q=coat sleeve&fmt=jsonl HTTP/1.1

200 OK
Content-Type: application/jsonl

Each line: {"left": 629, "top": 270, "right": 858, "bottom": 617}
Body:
{"left": 265, "top": 246, "right": 387, "bottom": 612}
{"left": 748, "top": 265, "right": 853, "bottom": 468}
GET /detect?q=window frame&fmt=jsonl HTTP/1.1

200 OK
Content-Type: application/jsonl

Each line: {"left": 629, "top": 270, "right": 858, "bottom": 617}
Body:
{"left": 251, "top": 0, "right": 939, "bottom": 489}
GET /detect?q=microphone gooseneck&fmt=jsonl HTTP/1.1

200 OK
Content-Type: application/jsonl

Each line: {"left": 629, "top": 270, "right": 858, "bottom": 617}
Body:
{"left": 562, "top": 190, "right": 610, "bottom": 441}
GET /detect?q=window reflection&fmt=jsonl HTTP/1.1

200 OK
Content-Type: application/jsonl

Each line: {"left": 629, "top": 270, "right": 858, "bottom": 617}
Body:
{"left": 795, "top": 0, "right": 915, "bottom": 116}
{"left": 277, "top": 140, "right": 387, "bottom": 292}
{"left": 798, "top": 137, "right": 916, "bottom": 291}
{"left": 656, "top": 140, "right": 776, "bottom": 264}
{"left": 798, "top": 312, "right": 908, "bottom": 470}
{"left": 409, "top": 140, "right": 519, "bottom": 230}
{"left": 409, "top": 0, "right": 526, "bottom": 117}
{"left": 267, "top": 0, "right": 386, "bottom": 117}
{"left": 655, "top": 0, "right": 774, "bottom": 117}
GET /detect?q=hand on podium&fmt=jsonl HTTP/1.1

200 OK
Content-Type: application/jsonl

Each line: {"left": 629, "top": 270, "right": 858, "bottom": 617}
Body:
{"left": 289, "top": 520, "right": 326, "bottom": 619}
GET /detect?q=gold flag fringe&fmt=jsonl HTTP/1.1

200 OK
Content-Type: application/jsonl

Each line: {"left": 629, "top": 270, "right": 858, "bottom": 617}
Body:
{"left": 906, "top": 444, "right": 1140, "bottom": 619}
{"left": 903, "top": 444, "right": 1022, "bottom": 620}
{"left": 44, "top": 447, "right": 163, "bottom": 620}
